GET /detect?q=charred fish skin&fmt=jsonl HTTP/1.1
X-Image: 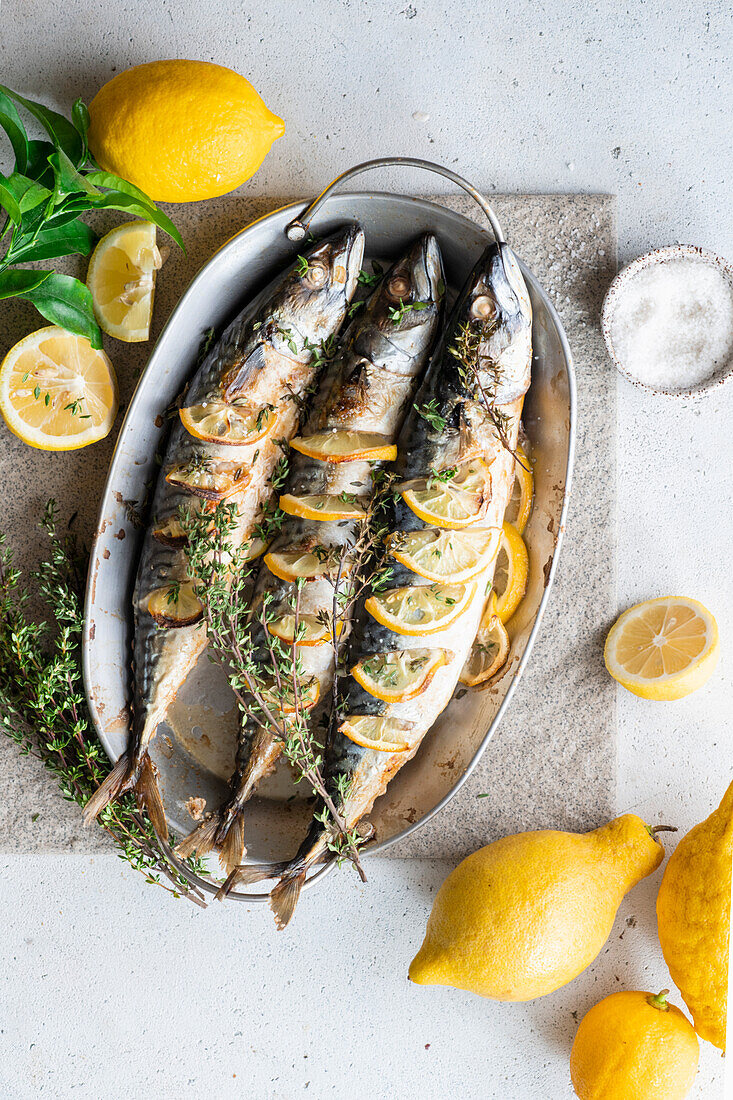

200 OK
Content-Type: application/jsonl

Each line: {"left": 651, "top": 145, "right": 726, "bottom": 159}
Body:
{"left": 83, "top": 226, "right": 366, "bottom": 836}
{"left": 178, "top": 235, "right": 446, "bottom": 874}
{"left": 261, "top": 242, "right": 532, "bottom": 927}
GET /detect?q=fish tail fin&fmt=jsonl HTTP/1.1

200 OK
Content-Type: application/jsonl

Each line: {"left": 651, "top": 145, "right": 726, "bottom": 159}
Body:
{"left": 176, "top": 804, "right": 247, "bottom": 875}
{"left": 215, "top": 860, "right": 290, "bottom": 901}
{"left": 269, "top": 869, "right": 308, "bottom": 931}
{"left": 219, "top": 814, "right": 247, "bottom": 877}
{"left": 83, "top": 751, "right": 137, "bottom": 825}
{"left": 174, "top": 813, "right": 222, "bottom": 861}
{"left": 135, "top": 755, "right": 168, "bottom": 841}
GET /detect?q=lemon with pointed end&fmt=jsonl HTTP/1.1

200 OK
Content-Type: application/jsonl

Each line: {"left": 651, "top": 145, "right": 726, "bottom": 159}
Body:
{"left": 657, "top": 781, "right": 731, "bottom": 1050}
{"left": 570, "top": 990, "right": 699, "bottom": 1100}
{"left": 88, "top": 61, "right": 284, "bottom": 202}
{"left": 409, "top": 814, "right": 664, "bottom": 1001}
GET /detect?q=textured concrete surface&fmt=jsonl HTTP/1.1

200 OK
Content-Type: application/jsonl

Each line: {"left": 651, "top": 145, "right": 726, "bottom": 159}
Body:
{"left": 0, "top": 0, "right": 731, "bottom": 1097}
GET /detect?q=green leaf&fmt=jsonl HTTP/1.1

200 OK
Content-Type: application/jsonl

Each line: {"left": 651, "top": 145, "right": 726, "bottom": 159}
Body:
{"left": 0, "top": 269, "right": 53, "bottom": 298}
{"left": 71, "top": 99, "right": 90, "bottom": 143}
{"left": 8, "top": 220, "right": 96, "bottom": 264}
{"left": 0, "top": 86, "right": 84, "bottom": 166}
{"left": 0, "top": 89, "right": 28, "bottom": 173}
{"left": 18, "top": 272, "right": 102, "bottom": 348}
{"left": 2, "top": 172, "right": 52, "bottom": 215}
{"left": 25, "top": 139, "right": 56, "bottom": 186}
{"left": 84, "top": 171, "right": 185, "bottom": 250}
{"left": 0, "top": 173, "right": 22, "bottom": 225}
{"left": 48, "top": 150, "right": 100, "bottom": 199}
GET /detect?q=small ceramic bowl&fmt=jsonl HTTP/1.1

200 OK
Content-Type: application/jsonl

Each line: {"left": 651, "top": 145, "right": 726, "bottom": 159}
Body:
{"left": 601, "top": 244, "right": 733, "bottom": 397}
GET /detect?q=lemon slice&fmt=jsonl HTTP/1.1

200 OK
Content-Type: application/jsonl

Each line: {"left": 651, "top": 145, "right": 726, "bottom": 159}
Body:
{"left": 388, "top": 527, "right": 501, "bottom": 584}
{"left": 264, "top": 547, "right": 350, "bottom": 583}
{"left": 279, "top": 493, "right": 367, "bottom": 522}
{"left": 267, "top": 612, "right": 341, "bottom": 647}
{"left": 493, "top": 522, "right": 529, "bottom": 624}
{"left": 365, "top": 581, "right": 476, "bottom": 636}
{"left": 604, "top": 597, "right": 720, "bottom": 700}
{"left": 87, "top": 220, "right": 161, "bottom": 342}
{"left": 180, "top": 399, "right": 275, "bottom": 445}
{"left": 166, "top": 460, "right": 249, "bottom": 501}
{"left": 243, "top": 536, "right": 269, "bottom": 562}
{"left": 339, "top": 715, "right": 413, "bottom": 753}
{"left": 147, "top": 582, "right": 203, "bottom": 627}
{"left": 290, "top": 430, "right": 397, "bottom": 463}
{"left": 400, "top": 459, "right": 492, "bottom": 529}
{"left": 352, "top": 648, "right": 449, "bottom": 703}
{"left": 260, "top": 676, "right": 320, "bottom": 716}
{"left": 0, "top": 326, "right": 118, "bottom": 451}
{"left": 459, "top": 596, "right": 510, "bottom": 686}
{"left": 504, "top": 446, "right": 533, "bottom": 535}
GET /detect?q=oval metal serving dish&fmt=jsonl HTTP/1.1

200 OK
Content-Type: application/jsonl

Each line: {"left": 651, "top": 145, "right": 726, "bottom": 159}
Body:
{"left": 83, "top": 187, "right": 575, "bottom": 875}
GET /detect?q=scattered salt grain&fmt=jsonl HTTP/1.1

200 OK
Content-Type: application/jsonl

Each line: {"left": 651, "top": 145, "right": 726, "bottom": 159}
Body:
{"left": 609, "top": 259, "right": 733, "bottom": 391}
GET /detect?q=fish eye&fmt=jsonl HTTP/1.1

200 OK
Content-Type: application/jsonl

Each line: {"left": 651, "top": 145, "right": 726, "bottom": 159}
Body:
{"left": 470, "top": 294, "right": 497, "bottom": 321}
{"left": 387, "top": 274, "right": 411, "bottom": 301}
{"left": 305, "top": 262, "right": 328, "bottom": 288}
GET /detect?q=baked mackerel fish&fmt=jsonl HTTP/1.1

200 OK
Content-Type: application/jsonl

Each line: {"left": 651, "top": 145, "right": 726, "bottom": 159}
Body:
{"left": 176, "top": 233, "right": 445, "bottom": 875}
{"left": 243, "top": 240, "right": 533, "bottom": 927}
{"left": 84, "top": 225, "right": 365, "bottom": 838}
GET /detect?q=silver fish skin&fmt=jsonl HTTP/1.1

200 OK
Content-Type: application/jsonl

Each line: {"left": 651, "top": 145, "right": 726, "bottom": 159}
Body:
{"left": 177, "top": 234, "right": 445, "bottom": 875}
{"left": 83, "top": 226, "right": 365, "bottom": 837}
{"left": 251, "top": 242, "right": 532, "bottom": 927}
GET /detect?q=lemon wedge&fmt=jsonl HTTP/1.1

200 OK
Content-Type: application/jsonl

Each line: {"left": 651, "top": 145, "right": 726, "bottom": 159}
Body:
{"left": 0, "top": 326, "right": 118, "bottom": 451}
{"left": 290, "top": 430, "right": 397, "bottom": 463}
{"left": 604, "top": 597, "right": 720, "bottom": 700}
{"left": 400, "top": 459, "right": 492, "bottom": 529}
{"left": 264, "top": 547, "right": 350, "bottom": 583}
{"left": 504, "top": 447, "right": 533, "bottom": 535}
{"left": 87, "top": 221, "right": 161, "bottom": 342}
{"left": 365, "top": 581, "right": 475, "bottom": 636}
{"left": 459, "top": 595, "right": 510, "bottom": 686}
{"left": 388, "top": 527, "right": 501, "bottom": 584}
{"left": 493, "top": 522, "right": 529, "bottom": 624}
{"left": 279, "top": 493, "right": 367, "bottom": 522}
{"left": 147, "top": 582, "right": 203, "bottom": 627}
{"left": 180, "top": 400, "right": 274, "bottom": 445}
{"left": 267, "top": 612, "right": 341, "bottom": 647}
{"left": 352, "top": 648, "right": 449, "bottom": 703}
{"left": 339, "top": 715, "right": 413, "bottom": 753}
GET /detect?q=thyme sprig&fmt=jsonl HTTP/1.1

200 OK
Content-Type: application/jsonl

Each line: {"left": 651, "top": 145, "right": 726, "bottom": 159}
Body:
{"left": 0, "top": 503, "right": 208, "bottom": 905}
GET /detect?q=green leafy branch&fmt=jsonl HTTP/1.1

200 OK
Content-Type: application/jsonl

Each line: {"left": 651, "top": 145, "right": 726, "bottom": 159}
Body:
{"left": 0, "top": 85, "right": 183, "bottom": 348}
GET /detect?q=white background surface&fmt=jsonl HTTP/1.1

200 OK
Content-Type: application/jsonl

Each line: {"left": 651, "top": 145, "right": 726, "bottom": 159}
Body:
{"left": 1, "top": 1, "right": 732, "bottom": 1097}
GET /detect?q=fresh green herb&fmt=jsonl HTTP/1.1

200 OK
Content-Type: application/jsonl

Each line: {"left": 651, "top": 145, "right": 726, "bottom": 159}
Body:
{"left": 0, "top": 85, "right": 183, "bottom": 348}
{"left": 429, "top": 466, "right": 456, "bottom": 482}
{"left": 414, "top": 398, "right": 447, "bottom": 433}
{"left": 33, "top": 384, "right": 40, "bottom": 400}
{"left": 347, "top": 299, "right": 365, "bottom": 318}
{"left": 388, "top": 299, "right": 428, "bottom": 325}
{"left": 357, "top": 264, "right": 382, "bottom": 288}
{"left": 294, "top": 254, "right": 310, "bottom": 277}
{"left": 63, "top": 398, "right": 84, "bottom": 417}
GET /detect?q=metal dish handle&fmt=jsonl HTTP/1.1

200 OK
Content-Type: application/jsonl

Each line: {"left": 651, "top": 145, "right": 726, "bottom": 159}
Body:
{"left": 285, "top": 156, "right": 505, "bottom": 245}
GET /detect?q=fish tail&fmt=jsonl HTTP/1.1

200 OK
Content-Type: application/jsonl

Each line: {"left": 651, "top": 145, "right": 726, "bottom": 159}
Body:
{"left": 215, "top": 860, "right": 290, "bottom": 901}
{"left": 269, "top": 868, "right": 308, "bottom": 930}
{"left": 83, "top": 751, "right": 138, "bottom": 825}
{"left": 135, "top": 755, "right": 168, "bottom": 841}
{"left": 219, "top": 814, "right": 247, "bottom": 877}
{"left": 174, "top": 813, "right": 223, "bottom": 861}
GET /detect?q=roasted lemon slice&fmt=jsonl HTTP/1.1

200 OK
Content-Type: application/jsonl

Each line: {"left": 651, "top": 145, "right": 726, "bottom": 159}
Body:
{"left": 339, "top": 715, "right": 413, "bottom": 753}
{"left": 147, "top": 582, "right": 203, "bottom": 627}
{"left": 504, "top": 446, "right": 533, "bottom": 535}
{"left": 459, "top": 596, "right": 510, "bottom": 686}
{"left": 290, "top": 430, "right": 397, "bottom": 463}
{"left": 352, "top": 648, "right": 448, "bottom": 703}
{"left": 279, "top": 493, "right": 367, "bottom": 522}
{"left": 493, "top": 522, "right": 529, "bottom": 624}
{"left": 365, "top": 581, "right": 476, "bottom": 636}
{"left": 260, "top": 677, "right": 320, "bottom": 715}
{"left": 87, "top": 220, "right": 161, "bottom": 342}
{"left": 180, "top": 399, "right": 274, "bottom": 445}
{"left": 400, "top": 459, "right": 492, "bottom": 529}
{"left": 0, "top": 326, "right": 118, "bottom": 451}
{"left": 604, "top": 596, "right": 720, "bottom": 700}
{"left": 264, "top": 547, "right": 350, "bottom": 583}
{"left": 388, "top": 527, "right": 500, "bottom": 584}
{"left": 166, "top": 460, "right": 249, "bottom": 501}
{"left": 267, "top": 612, "right": 341, "bottom": 647}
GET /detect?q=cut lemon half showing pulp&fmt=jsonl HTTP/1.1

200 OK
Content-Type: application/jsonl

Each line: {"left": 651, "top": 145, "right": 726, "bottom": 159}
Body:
{"left": 504, "top": 446, "right": 533, "bottom": 535}
{"left": 365, "top": 581, "right": 476, "bottom": 636}
{"left": 148, "top": 582, "right": 203, "bottom": 627}
{"left": 180, "top": 399, "right": 274, "bottom": 445}
{"left": 459, "top": 596, "right": 510, "bottom": 686}
{"left": 290, "top": 430, "right": 397, "bottom": 463}
{"left": 0, "top": 326, "right": 118, "bottom": 450}
{"left": 279, "top": 493, "right": 367, "bottom": 522}
{"left": 87, "top": 220, "right": 162, "bottom": 342}
{"left": 352, "top": 648, "right": 448, "bottom": 703}
{"left": 264, "top": 547, "right": 349, "bottom": 583}
{"left": 388, "top": 527, "right": 500, "bottom": 584}
{"left": 267, "top": 612, "right": 341, "bottom": 647}
{"left": 493, "top": 522, "right": 529, "bottom": 623}
{"left": 400, "top": 459, "right": 492, "bottom": 529}
{"left": 339, "top": 715, "right": 413, "bottom": 753}
{"left": 604, "top": 596, "right": 720, "bottom": 700}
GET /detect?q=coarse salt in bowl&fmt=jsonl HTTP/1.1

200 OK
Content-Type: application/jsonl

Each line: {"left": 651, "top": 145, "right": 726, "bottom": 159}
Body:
{"left": 601, "top": 245, "right": 733, "bottom": 397}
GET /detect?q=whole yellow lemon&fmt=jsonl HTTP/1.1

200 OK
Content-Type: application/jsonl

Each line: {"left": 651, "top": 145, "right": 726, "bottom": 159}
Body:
{"left": 657, "top": 780, "right": 731, "bottom": 1050}
{"left": 88, "top": 60, "right": 284, "bottom": 202}
{"left": 570, "top": 990, "right": 699, "bottom": 1100}
{"left": 409, "top": 815, "right": 664, "bottom": 1001}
